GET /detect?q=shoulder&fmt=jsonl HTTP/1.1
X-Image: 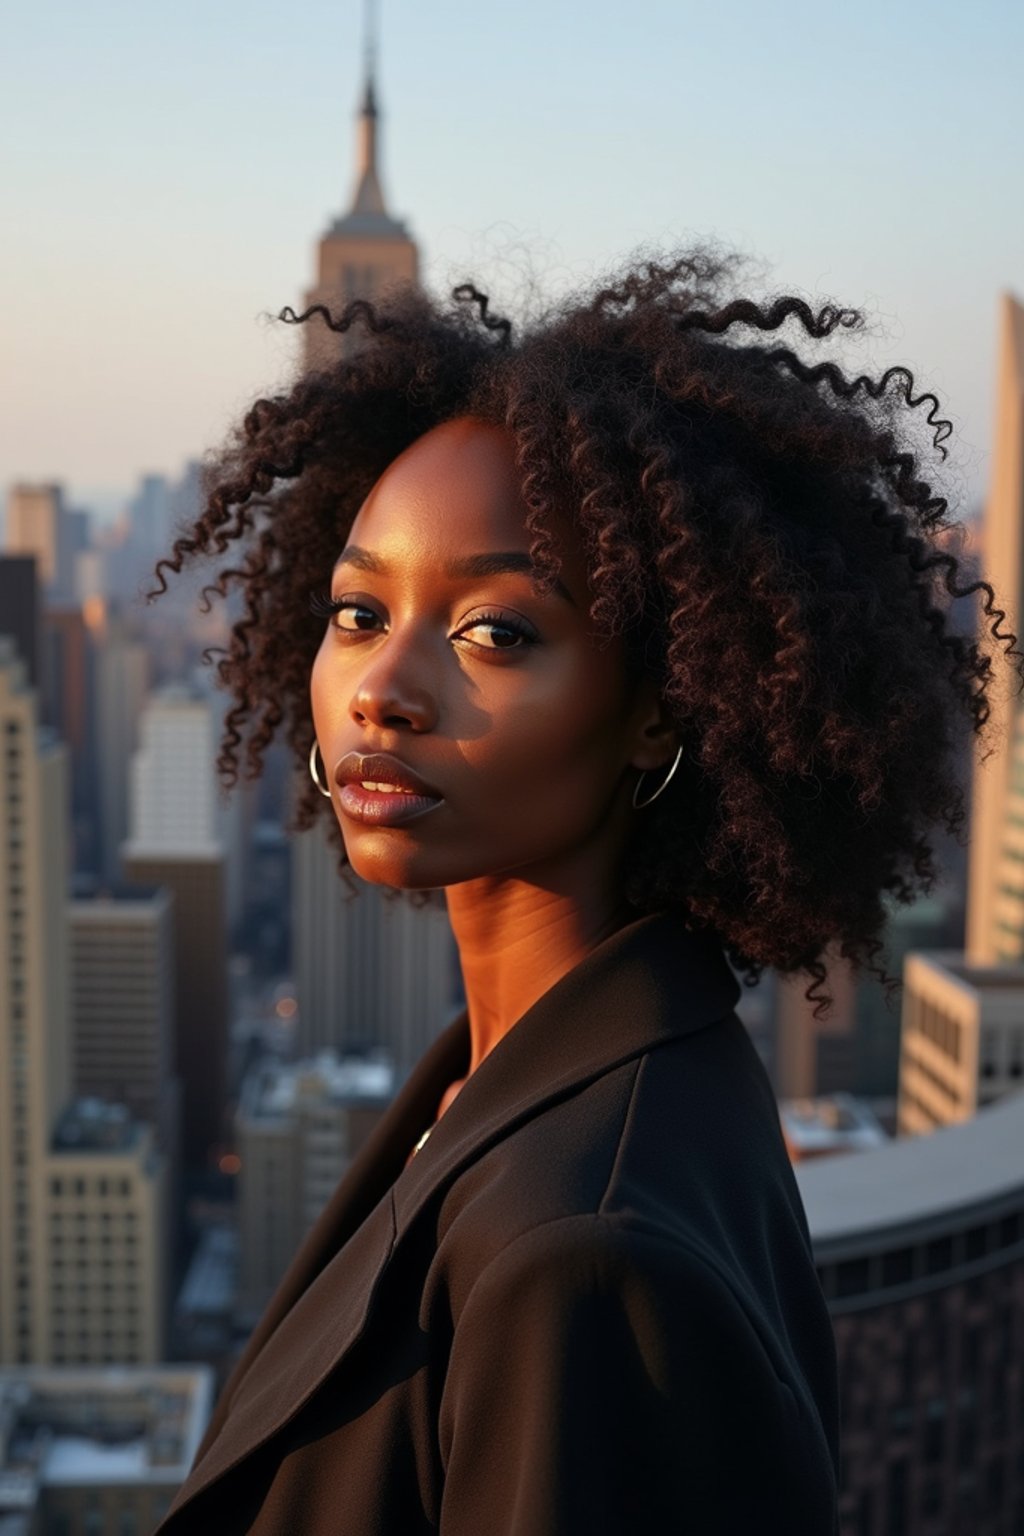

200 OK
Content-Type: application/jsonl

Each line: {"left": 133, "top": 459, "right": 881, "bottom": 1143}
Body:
{"left": 450, "top": 1211, "right": 786, "bottom": 1387}
{"left": 438, "top": 1213, "right": 839, "bottom": 1532}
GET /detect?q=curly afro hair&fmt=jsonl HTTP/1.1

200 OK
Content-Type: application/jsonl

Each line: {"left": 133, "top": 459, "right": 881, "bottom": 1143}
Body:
{"left": 144, "top": 244, "right": 1023, "bottom": 1018}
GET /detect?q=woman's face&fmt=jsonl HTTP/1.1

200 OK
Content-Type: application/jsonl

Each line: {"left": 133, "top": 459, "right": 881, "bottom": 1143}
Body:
{"left": 310, "top": 415, "right": 668, "bottom": 894}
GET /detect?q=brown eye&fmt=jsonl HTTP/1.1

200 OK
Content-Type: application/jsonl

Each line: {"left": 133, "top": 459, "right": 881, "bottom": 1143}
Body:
{"left": 308, "top": 590, "right": 380, "bottom": 630}
{"left": 453, "top": 610, "right": 538, "bottom": 651}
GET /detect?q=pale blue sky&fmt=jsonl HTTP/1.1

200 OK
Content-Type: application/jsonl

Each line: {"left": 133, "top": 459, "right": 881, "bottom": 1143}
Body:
{"left": 2, "top": 0, "right": 1020, "bottom": 520}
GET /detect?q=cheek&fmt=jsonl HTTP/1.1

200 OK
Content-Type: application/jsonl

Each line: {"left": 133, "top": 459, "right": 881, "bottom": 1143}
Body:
{"left": 468, "top": 668, "right": 626, "bottom": 806}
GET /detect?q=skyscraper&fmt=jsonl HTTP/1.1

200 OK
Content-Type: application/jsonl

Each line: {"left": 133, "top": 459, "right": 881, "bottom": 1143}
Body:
{"left": 0, "top": 636, "right": 169, "bottom": 1367}
{"left": 966, "top": 293, "right": 1024, "bottom": 963}
{"left": 121, "top": 685, "right": 231, "bottom": 1174}
{"left": 0, "top": 636, "right": 72, "bottom": 1363}
{"left": 291, "top": 839, "right": 460, "bottom": 1077}
{"left": 4, "top": 483, "right": 75, "bottom": 605}
{"left": 300, "top": 6, "right": 419, "bottom": 374}
{"left": 91, "top": 602, "right": 150, "bottom": 888}
{"left": 69, "top": 884, "right": 181, "bottom": 1167}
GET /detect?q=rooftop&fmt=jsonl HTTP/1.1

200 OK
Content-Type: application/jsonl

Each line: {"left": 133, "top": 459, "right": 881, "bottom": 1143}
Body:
{"left": 0, "top": 1366, "right": 214, "bottom": 1510}
{"left": 780, "top": 1092, "right": 889, "bottom": 1155}
{"left": 52, "top": 1098, "right": 139, "bottom": 1155}
{"left": 909, "top": 948, "right": 1024, "bottom": 993}
{"left": 796, "top": 1084, "right": 1024, "bottom": 1250}
{"left": 242, "top": 1049, "right": 395, "bottom": 1122}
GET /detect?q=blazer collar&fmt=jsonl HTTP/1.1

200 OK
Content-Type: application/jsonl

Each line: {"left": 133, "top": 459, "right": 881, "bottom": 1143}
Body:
{"left": 392, "top": 905, "right": 741, "bottom": 1236}
{"left": 157, "top": 906, "right": 739, "bottom": 1530}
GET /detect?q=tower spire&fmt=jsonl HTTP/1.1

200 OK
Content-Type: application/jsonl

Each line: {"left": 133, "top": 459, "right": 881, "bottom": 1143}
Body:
{"left": 351, "top": 0, "right": 385, "bottom": 216}
{"left": 364, "top": 0, "right": 377, "bottom": 103}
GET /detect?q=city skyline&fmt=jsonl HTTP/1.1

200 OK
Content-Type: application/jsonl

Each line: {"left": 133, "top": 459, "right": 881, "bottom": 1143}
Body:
{"left": 3, "top": 0, "right": 1021, "bottom": 520}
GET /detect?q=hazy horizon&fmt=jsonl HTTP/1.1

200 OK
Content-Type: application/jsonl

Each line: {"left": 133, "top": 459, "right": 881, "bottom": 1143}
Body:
{"left": 4, "top": 0, "right": 1020, "bottom": 524}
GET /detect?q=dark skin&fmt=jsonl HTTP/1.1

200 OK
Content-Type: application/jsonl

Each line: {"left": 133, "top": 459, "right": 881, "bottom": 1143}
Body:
{"left": 309, "top": 417, "right": 679, "bottom": 1141}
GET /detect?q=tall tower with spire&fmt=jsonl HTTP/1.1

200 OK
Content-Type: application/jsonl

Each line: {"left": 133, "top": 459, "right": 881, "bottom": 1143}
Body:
{"left": 301, "top": 1, "right": 419, "bottom": 373}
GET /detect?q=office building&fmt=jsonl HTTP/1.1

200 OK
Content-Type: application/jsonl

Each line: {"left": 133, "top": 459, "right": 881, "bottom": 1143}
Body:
{"left": 0, "top": 1363, "right": 213, "bottom": 1536}
{"left": 91, "top": 604, "right": 149, "bottom": 888}
{"left": 0, "top": 636, "right": 72, "bottom": 1364}
{"left": 0, "top": 554, "right": 43, "bottom": 696}
{"left": 0, "top": 638, "right": 169, "bottom": 1370}
{"left": 48, "top": 1101, "right": 170, "bottom": 1365}
{"left": 291, "top": 820, "right": 461, "bottom": 1077}
{"left": 967, "top": 293, "right": 1024, "bottom": 963}
{"left": 121, "top": 684, "right": 233, "bottom": 1174}
{"left": 117, "top": 856, "right": 227, "bottom": 1176}
{"left": 235, "top": 1050, "right": 393, "bottom": 1323}
{"left": 898, "top": 950, "right": 1024, "bottom": 1135}
{"left": 68, "top": 884, "right": 181, "bottom": 1166}
{"left": 4, "top": 483, "right": 75, "bottom": 605}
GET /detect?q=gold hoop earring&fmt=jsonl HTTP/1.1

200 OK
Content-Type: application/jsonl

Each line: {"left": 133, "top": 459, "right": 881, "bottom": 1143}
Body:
{"left": 309, "top": 739, "right": 333, "bottom": 798}
{"left": 632, "top": 743, "right": 683, "bottom": 810}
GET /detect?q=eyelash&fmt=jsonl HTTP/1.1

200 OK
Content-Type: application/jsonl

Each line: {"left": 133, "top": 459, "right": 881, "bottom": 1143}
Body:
{"left": 306, "top": 589, "right": 539, "bottom": 652}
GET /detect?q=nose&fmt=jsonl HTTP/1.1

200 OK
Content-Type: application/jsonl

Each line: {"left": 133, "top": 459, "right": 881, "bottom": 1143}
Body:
{"left": 349, "top": 632, "right": 439, "bottom": 733}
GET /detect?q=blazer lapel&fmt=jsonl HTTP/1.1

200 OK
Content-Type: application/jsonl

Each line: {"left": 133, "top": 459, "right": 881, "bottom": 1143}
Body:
{"left": 158, "top": 907, "right": 739, "bottom": 1530}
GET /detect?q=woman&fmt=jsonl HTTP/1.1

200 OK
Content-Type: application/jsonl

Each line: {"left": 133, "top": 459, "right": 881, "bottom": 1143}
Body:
{"left": 145, "top": 248, "right": 1018, "bottom": 1534}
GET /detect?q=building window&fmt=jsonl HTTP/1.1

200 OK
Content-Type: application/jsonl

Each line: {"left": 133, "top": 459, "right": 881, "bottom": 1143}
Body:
{"left": 998, "top": 1211, "right": 1021, "bottom": 1248}
{"left": 965, "top": 1224, "right": 989, "bottom": 1262}
{"left": 925, "top": 1235, "right": 953, "bottom": 1276}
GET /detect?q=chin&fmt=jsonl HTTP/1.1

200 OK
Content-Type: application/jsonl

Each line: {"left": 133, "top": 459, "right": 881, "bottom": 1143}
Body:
{"left": 343, "top": 843, "right": 453, "bottom": 892}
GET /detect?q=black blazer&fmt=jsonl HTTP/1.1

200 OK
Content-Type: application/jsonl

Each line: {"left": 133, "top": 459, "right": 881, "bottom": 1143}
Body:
{"left": 156, "top": 908, "right": 840, "bottom": 1534}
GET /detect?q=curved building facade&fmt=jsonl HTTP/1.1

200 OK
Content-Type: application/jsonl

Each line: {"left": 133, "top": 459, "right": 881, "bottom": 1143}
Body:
{"left": 796, "top": 1087, "right": 1024, "bottom": 1534}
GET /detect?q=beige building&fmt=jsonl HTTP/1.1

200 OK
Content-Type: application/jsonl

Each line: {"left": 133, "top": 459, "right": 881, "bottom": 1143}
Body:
{"left": 0, "top": 636, "right": 72, "bottom": 1366}
{"left": 898, "top": 949, "right": 1024, "bottom": 1135}
{"left": 0, "top": 638, "right": 170, "bottom": 1371}
{"left": 0, "top": 1362, "right": 213, "bottom": 1535}
{"left": 47, "top": 1102, "right": 170, "bottom": 1365}
{"left": 4, "top": 482, "right": 74, "bottom": 602}
{"left": 967, "top": 292, "right": 1024, "bottom": 963}
{"left": 235, "top": 1051, "right": 392, "bottom": 1324}
{"left": 300, "top": 45, "right": 418, "bottom": 373}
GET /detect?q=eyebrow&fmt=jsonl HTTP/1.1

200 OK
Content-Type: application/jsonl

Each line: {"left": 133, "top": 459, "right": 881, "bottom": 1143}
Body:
{"left": 331, "top": 545, "right": 577, "bottom": 607}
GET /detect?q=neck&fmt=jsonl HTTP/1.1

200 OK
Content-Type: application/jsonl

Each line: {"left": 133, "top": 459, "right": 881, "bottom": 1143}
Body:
{"left": 444, "top": 862, "right": 637, "bottom": 1080}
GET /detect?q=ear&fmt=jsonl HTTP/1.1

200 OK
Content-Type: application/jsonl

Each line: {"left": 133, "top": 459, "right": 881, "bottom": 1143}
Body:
{"left": 626, "top": 673, "right": 680, "bottom": 774}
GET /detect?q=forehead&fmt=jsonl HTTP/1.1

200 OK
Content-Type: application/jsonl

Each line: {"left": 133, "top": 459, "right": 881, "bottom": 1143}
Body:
{"left": 353, "top": 417, "right": 529, "bottom": 545}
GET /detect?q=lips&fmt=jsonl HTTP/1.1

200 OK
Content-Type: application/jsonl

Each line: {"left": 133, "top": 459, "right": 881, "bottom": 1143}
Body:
{"left": 334, "top": 751, "right": 443, "bottom": 799}
{"left": 330, "top": 752, "right": 445, "bottom": 828}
